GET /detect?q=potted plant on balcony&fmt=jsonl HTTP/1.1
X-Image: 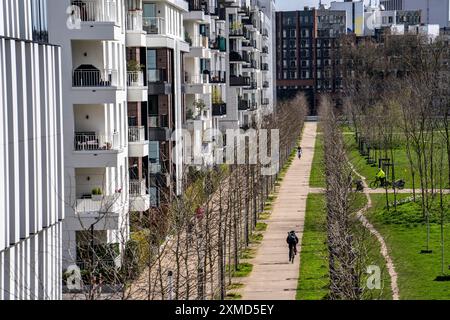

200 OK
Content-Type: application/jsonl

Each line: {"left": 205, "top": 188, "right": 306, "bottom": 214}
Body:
{"left": 185, "top": 31, "right": 192, "bottom": 46}
{"left": 127, "top": 60, "right": 144, "bottom": 86}
{"left": 92, "top": 187, "right": 103, "bottom": 201}
{"left": 193, "top": 99, "right": 206, "bottom": 119}
{"left": 186, "top": 108, "right": 195, "bottom": 121}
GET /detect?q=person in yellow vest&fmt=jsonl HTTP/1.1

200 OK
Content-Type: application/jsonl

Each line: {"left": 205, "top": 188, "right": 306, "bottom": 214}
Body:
{"left": 376, "top": 168, "right": 386, "bottom": 187}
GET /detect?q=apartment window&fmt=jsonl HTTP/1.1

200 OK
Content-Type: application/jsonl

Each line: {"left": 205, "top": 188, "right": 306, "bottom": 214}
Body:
{"left": 301, "top": 29, "right": 309, "bottom": 38}
{"left": 290, "top": 60, "right": 296, "bottom": 68}
{"left": 283, "top": 60, "right": 287, "bottom": 68}
{"left": 148, "top": 96, "right": 158, "bottom": 117}
{"left": 301, "top": 70, "right": 309, "bottom": 79}
{"left": 283, "top": 71, "right": 287, "bottom": 79}
{"left": 290, "top": 50, "right": 296, "bottom": 58}
{"left": 283, "top": 30, "right": 287, "bottom": 38}
{"left": 290, "top": 29, "right": 296, "bottom": 38}
{"left": 31, "top": 0, "right": 48, "bottom": 43}
{"left": 143, "top": 3, "right": 156, "bottom": 17}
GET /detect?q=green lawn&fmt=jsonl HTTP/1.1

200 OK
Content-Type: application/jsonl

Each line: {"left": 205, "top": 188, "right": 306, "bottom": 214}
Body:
{"left": 344, "top": 132, "right": 449, "bottom": 190}
{"left": 366, "top": 193, "right": 450, "bottom": 299}
{"left": 297, "top": 193, "right": 392, "bottom": 300}
{"left": 296, "top": 194, "right": 329, "bottom": 300}
{"left": 309, "top": 133, "right": 325, "bottom": 188}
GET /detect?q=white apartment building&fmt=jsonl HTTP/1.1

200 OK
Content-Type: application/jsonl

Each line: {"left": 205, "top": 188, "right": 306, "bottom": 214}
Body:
{"left": 222, "top": 0, "right": 275, "bottom": 131}
{"left": 0, "top": 0, "right": 64, "bottom": 299}
{"left": 47, "top": 0, "right": 130, "bottom": 271}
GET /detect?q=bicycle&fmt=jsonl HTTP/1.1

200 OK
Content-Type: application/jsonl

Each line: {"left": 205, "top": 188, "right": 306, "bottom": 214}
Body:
{"left": 289, "top": 246, "right": 296, "bottom": 263}
{"left": 369, "top": 178, "right": 405, "bottom": 190}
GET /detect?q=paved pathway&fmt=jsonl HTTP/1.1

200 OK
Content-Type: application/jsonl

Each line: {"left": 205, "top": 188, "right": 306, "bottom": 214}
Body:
{"left": 240, "top": 122, "right": 317, "bottom": 300}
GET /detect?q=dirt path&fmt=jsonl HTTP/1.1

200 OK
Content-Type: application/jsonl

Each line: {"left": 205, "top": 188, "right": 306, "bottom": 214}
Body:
{"left": 350, "top": 165, "right": 400, "bottom": 300}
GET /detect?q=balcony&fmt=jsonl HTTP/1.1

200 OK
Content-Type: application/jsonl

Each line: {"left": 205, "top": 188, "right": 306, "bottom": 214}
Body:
{"left": 129, "top": 179, "right": 150, "bottom": 212}
{"left": 243, "top": 81, "right": 257, "bottom": 90}
{"left": 75, "top": 194, "right": 121, "bottom": 229}
{"left": 184, "top": 0, "right": 210, "bottom": 22}
{"left": 210, "top": 71, "right": 226, "bottom": 83}
{"left": 238, "top": 100, "right": 250, "bottom": 111}
{"left": 209, "top": 36, "right": 226, "bottom": 52}
{"left": 72, "top": 67, "right": 120, "bottom": 103}
{"left": 229, "top": 51, "right": 245, "bottom": 62}
{"left": 243, "top": 60, "right": 258, "bottom": 70}
{"left": 69, "top": 0, "right": 120, "bottom": 40}
{"left": 126, "top": 9, "right": 147, "bottom": 47}
{"left": 127, "top": 71, "right": 147, "bottom": 102}
{"left": 147, "top": 69, "right": 171, "bottom": 95}
{"left": 184, "top": 74, "right": 211, "bottom": 94}
{"left": 149, "top": 163, "right": 162, "bottom": 174}
{"left": 73, "top": 131, "right": 123, "bottom": 167}
{"left": 73, "top": 68, "right": 118, "bottom": 87}
{"left": 212, "top": 103, "right": 227, "bottom": 116}
{"left": 143, "top": 17, "right": 165, "bottom": 35}
{"left": 149, "top": 127, "right": 171, "bottom": 141}
{"left": 71, "top": 0, "right": 117, "bottom": 22}
{"left": 186, "top": 35, "right": 211, "bottom": 58}
{"left": 128, "top": 126, "right": 149, "bottom": 158}
{"left": 229, "top": 27, "right": 244, "bottom": 38}
{"left": 230, "top": 75, "right": 250, "bottom": 86}
{"left": 74, "top": 132, "right": 120, "bottom": 151}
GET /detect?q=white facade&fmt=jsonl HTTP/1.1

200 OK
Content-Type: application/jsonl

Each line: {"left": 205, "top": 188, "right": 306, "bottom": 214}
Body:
{"left": 0, "top": 0, "right": 64, "bottom": 299}
{"left": 220, "top": 0, "right": 275, "bottom": 132}
{"left": 47, "top": 0, "right": 130, "bottom": 271}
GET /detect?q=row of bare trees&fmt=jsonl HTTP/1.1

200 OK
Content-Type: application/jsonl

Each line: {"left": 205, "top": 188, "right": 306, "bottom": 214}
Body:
{"left": 341, "top": 33, "right": 450, "bottom": 273}
{"left": 64, "top": 94, "right": 308, "bottom": 300}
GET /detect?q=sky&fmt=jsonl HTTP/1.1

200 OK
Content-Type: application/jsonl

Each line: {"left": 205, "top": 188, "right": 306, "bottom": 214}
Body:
{"left": 275, "top": 0, "right": 373, "bottom": 11}
{"left": 276, "top": 0, "right": 335, "bottom": 11}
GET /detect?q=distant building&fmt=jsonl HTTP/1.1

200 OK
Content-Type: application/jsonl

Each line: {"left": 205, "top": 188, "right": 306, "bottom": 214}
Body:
{"left": 276, "top": 7, "right": 346, "bottom": 114}
{"left": 381, "top": 0, "right": 450, "bottom": 27}
{"left": 330, "top": 0, "right": 365, "bottom": 36}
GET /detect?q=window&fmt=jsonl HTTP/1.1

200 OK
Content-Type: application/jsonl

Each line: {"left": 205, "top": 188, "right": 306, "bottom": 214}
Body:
{"left": 31, "top": 0, "right": 48, "bottom": 43}
{"left": 143, "top": 3, "right": 156, "bottom": 17}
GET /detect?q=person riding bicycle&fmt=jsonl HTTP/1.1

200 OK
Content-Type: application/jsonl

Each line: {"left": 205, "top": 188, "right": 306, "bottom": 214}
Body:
{"left": 286, "top": 230, "right": 299, "bottom": 261}
{"left": 376, "top": 168, "right": 386, "bottom": 187}
{"left": 297, "top": 146, "right": 303, "bottom": 159}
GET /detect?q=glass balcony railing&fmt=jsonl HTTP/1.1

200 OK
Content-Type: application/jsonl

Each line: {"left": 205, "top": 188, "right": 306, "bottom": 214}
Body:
{"left": 143, "top": 17, "right": 165, "bottom": 35}
{"left": 147, "top": 69, "right": 168, "bottom": 83}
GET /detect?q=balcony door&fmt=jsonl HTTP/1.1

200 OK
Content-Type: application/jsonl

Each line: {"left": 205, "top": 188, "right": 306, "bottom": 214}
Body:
{"left": 143, "top": 3, "right": 156, "bottom": 18}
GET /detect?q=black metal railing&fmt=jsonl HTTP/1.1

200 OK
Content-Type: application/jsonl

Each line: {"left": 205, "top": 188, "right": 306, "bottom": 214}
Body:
{"left": 230, "top": 76, "right": 251, "bottom": 86}
{"left": 212, "top": 103, "right": 227, "bottom": 116}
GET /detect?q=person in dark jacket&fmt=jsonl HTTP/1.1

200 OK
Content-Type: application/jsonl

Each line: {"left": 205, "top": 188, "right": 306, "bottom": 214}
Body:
{"left": 286, "top": 230, "right": 299, "bottom": 261}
